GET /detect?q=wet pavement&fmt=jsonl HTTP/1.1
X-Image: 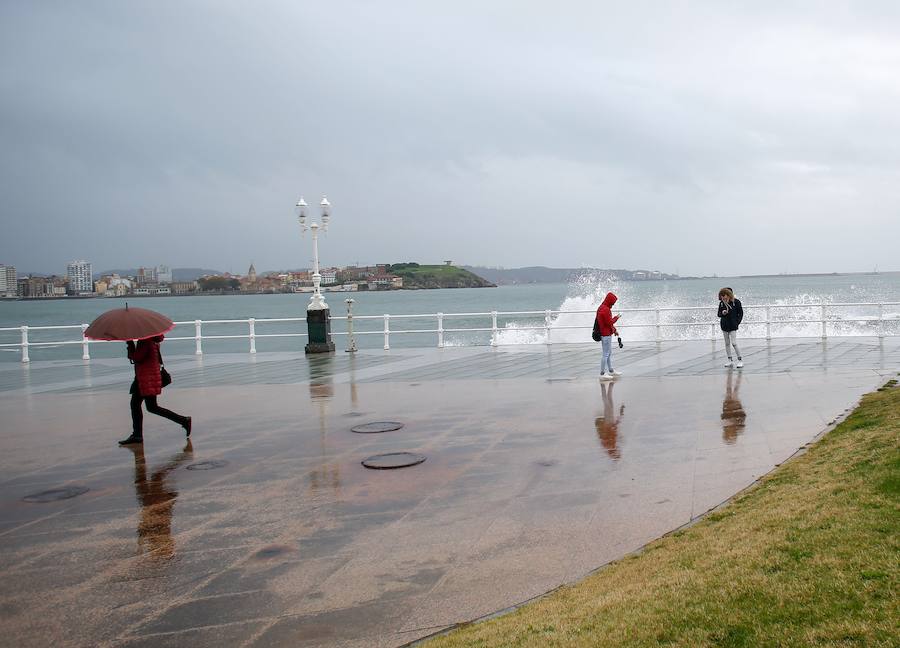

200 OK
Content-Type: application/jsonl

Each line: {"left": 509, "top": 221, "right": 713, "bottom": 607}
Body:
{"left": 0, "top": 338, "right": 897, "bottom": 647}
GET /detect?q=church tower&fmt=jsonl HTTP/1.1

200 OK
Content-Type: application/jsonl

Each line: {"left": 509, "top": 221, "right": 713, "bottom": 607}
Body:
{"left": 248, "top": 263, "right": 257, "bottom": 283}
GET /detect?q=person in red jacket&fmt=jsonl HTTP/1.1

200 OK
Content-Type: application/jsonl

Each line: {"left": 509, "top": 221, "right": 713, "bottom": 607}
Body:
{"left": 119, "top": 335, "right": 191, "bottom": 446}
{"left": 595, "top": 292, "right": 621, "bottom": 380}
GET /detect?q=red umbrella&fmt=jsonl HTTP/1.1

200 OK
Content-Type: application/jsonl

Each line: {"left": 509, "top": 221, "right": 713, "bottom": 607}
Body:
{"left": 84, "top": 304, "right": 175, "bottom": 341}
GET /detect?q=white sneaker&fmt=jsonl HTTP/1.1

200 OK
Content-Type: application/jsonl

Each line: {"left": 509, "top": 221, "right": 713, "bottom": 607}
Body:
{"left": 736, "top": 360, "right": 744, "bottom": 368}
{"left": 724, "top": 361, "right": 733, "bottom": 368}
{"left": 599, "top": 373, "right": 613, "bottom": 381}
{"left": 610, "top": 370, "right": 622, "bottom": 377}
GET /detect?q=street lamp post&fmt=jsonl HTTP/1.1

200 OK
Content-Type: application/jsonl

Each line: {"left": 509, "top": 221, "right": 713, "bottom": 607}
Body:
{"left": 297, "top": 195, "right": 336, "bottom": 353}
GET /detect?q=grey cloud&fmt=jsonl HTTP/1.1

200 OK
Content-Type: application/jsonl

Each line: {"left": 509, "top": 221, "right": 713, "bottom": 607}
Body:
{"left": 1, "top": 1, "right": 899, "bottom": 275}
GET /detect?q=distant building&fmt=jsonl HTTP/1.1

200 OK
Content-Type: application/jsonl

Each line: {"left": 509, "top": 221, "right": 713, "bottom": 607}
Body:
{"left": 0, "top": 265, "right": 16, "bottom": 297}
{"left": 369, "top": 274, "right": 401, "bottom": 290}
{"left": 19, "top": 275, "right": 65, "bottom": 297}
{"left": 170, "top": 281, "right": 196, "bottom": 295}
{"left": 67, "top": 260, "right": 93, "bottom": 294}
{"left": 320, "top": 269, "right": 337, "bottom": 285}
{"left": 134, "top": 285, "right": 171, "bottom": 296}
{"left": 106, "top": 274, "right": 133, "bottom": 292}
{"left": 156, "top": 265, "right": 173, "bottom": 284}
{"left": 247, "top": 263, "right": 257, "bottom": 283}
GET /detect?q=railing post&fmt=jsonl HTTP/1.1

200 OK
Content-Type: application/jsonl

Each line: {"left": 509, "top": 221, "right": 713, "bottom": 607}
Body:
{"left": 20, "top": 325, "right": 29, "bottom": 363}
{"left": 437, "top": 312, "right": 444, "bottom": 348}
{"left": 765, "top": 306, "right": 771, "bottom": 340}
{"left": 345, "top": 299, "right": 357, "bottom": 353}
{"left": 383, "top": 314, "right": 390, "bottom": 350}
{"left": 878, "top": 303, "right": 884, "bottom": 339}
{"left": 711, "top": 323, "right": 717, "bottom": 344}
{"left": 81, "top": 323, "right": 90, "bottom": 360}
{"left": 249, "top": 318, "right": 256, "bottom": 354}
{"left": 544, "top": 310, "right": 552, "bottom": 345}
{"left": 194, "top": 319, "right": 203, "bottom": 355}
{"left": 491, "top": 311, "right": 498, "bottom": 347}
{"left": 655, "top": 309, "right": 661, "bottom": 342}
{"left": 820, "top": 305, "right": 827, "bottom": 339}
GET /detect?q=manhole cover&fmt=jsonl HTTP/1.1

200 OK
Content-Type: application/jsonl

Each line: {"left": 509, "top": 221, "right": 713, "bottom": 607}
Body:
{"left": 351, "top": 421, "right": 404, "bottom": 434}
{"left": 362, "top": 452, "right": 426, "bottom": 470}
{"left": 535, "top": 459, "right": 558, "bottom": 467}
{"left": 253, "top": 545, "right": 295, "bottom": 560}
{"left": 186, "top": 460, "right": 229, "bottom": 471}
{"left": 22, "top": 486, "right": 90, "bottom": 503}
{"left": 343, "top": 411, "right": 367, "bottom": 418}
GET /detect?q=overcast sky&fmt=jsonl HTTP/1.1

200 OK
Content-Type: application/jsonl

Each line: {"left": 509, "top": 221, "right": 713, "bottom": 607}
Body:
{"left": 2, "top": 1, "right": 899, "bottom": 276}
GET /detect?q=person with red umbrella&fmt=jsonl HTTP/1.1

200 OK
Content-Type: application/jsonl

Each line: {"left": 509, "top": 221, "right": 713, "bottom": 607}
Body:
{"left": 85, "top": 306, "right": 192, "bottom": 445}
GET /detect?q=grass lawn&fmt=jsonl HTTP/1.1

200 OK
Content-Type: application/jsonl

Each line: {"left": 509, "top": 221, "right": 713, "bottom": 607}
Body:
{"left": 424, "top": 380, "right": 899, "bottom": 647}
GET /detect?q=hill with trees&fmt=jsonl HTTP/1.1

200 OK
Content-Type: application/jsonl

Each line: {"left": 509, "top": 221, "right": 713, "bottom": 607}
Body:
{"left": 388, "top": 263, "right": 495, "bottom": 289}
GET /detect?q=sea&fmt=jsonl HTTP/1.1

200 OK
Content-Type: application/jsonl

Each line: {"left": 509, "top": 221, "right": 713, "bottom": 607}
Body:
{"left": 1, "top": 272, "right": 898, "bottom": 363}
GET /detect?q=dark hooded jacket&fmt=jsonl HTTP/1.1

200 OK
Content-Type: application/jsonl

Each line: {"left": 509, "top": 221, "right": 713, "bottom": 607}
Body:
{"left": 718, "top": 298, "right": 743, "bottom": 332}
{"left": 595, "top": 292, "right": 620, "bottom": 337}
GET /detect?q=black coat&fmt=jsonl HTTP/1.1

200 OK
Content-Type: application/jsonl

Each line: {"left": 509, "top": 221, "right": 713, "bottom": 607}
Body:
{"left": 718, "top": 299, "right": 743, "bottom": 332}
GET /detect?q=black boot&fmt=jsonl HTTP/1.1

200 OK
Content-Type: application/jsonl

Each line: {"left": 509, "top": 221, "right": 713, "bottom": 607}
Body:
{"left": 118, "top": 434, "right": 143, "bottom": 446}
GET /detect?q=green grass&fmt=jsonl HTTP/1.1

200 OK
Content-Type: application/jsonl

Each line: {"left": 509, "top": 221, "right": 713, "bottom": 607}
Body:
{"left": 390, "top": 264, "right": 492, "bottom": 288}
{"left": 425, "top": 383, "right": 900, "bottom": 647}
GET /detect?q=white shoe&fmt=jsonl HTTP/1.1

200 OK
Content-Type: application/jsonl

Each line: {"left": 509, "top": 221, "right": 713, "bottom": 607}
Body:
{"left": 610, "top": 370, "right": 622, "bottom": 377}
{"left": 736, "top": 360, "right": 744, "bottom": 368}
{"left": 724, "top": 361, "right": 733, "bottom": 368}
{"left": 599, "top": 373, "right": 613, "bottom": 381}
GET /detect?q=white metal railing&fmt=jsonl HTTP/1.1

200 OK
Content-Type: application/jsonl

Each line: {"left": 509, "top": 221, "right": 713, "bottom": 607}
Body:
{"left": 1, "top": 302, "right": 898, "bottom": 363}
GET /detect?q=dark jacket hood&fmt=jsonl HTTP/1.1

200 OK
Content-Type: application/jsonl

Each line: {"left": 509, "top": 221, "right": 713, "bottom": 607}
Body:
{"left": 601, "top": 292, "right": 617, "bottom": 308}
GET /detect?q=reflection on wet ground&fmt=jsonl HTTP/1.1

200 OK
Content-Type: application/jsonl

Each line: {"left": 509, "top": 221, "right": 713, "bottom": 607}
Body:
{"left": 128, "top": 442, "right": 194, "bottom": 561}
{"left": 595, "top": 381, "right": 624, "bottom": 460}
{"left": 722, "top": 371, "right": 746, "bottom": 444}
{"left": 0, "top": 338, "right": 896, "bottom": 647}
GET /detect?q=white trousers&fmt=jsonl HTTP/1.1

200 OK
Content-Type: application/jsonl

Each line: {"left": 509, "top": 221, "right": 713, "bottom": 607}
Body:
{"left": 722, "top": 330, "right": 741, "bottom": 359}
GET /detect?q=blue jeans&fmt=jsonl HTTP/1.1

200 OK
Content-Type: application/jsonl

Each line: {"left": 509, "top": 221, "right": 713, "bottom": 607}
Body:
{"left": 601, "top": 335, "right": 614, "bottom": 373}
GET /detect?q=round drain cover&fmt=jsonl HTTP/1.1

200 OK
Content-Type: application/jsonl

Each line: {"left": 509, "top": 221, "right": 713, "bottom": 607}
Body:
{"left": 351, "top": 421, "right": 404, "bottom": 434}
{"left": 362, "top": 452, "right": 426, "bottom": 470}
{"left": 186, "top": 460, "right": 229, "bottom": 471}
{"left": 253, "top": 544, "right": 295, "bottom": 560}
{"left": 23, "top": 486, "right": 90, "bottom": 503}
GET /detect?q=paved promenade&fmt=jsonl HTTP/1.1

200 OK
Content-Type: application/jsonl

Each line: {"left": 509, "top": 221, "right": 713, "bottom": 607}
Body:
{"left": 0, "top": 338, "right": 897, "bottom": 647}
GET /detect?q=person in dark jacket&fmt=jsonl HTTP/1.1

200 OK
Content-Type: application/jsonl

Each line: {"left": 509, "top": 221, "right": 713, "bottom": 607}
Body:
{"left": 119, "top": 335, "right": 191, "bottom": 446}
{"left": 717, "top": 287, "right": 744, "bottom": 368}
{"left": 595, "top": 292, "right": 621, "bottom": 380}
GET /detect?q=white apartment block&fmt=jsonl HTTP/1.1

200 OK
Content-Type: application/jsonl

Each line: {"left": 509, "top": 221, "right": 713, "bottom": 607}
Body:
{"left": 0, "top": 265, "right": 16, "bottom": 297}
{"left": 67, "top": 260, "right": 93, "bottom": 294}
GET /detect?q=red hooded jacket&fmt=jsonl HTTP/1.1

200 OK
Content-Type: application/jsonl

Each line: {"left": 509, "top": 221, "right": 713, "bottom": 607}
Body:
{"left": 129, "top": 337, "right": 163, "bottom": 397}
{"left": 595, "top": 292, "right": 619, "bottom": 337}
